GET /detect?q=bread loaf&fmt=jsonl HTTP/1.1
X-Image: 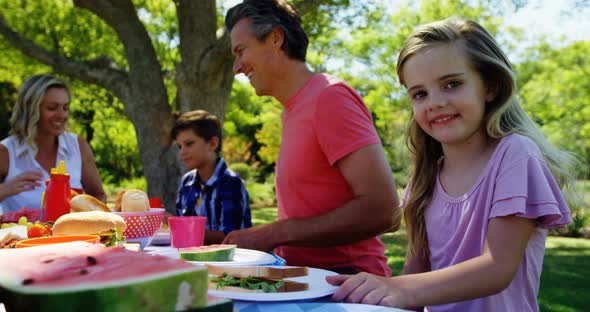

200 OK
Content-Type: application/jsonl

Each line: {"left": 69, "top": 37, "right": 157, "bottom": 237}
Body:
{"left": 121, "top": 189, "right": 150, "bottom": 212}
{"left": 114, "top": 190, "right": 127, "bottom": 212}
{"left": 70, "top": 194, "right": 111, "bottom": 213}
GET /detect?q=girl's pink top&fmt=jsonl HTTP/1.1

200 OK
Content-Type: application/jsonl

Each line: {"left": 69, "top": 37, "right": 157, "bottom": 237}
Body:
{"left": 422, "top": 134, "right": 571, "bottom": 312}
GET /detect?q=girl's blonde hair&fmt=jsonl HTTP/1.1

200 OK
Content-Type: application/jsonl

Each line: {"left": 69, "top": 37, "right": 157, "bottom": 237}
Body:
{"left": 10, "top": 75, "right": 70, "bottom": 150}
{"left": 396, "top": 18, "right": 579, "bottom": 259}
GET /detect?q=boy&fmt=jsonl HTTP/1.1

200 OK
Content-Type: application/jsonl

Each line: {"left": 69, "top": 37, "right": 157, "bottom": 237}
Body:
{"left": 172, "top": 110, "right": 252, "bottom": 244}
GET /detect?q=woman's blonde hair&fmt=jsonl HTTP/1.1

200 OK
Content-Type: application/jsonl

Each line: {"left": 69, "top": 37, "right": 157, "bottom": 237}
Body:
{"left": 396, "top": 18, "right": 579, "bottom": 259}
{"left": 10, "top": 74, "right": 70, "bottom": 149}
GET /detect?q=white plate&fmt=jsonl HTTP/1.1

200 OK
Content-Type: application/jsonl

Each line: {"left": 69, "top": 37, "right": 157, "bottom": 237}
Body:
{"left": 150, "top": 247, "right": 277, "bottom": 266}
{"left": 209, "top": 267, "right": 339, "bottom": 301}
{"left": 150, "top": 231, "right": 171, "bottom": 245}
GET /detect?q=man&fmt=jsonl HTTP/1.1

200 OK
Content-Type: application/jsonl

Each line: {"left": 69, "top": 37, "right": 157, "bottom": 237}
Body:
{"left": 223, "top": 0, "right": 400, "bottom": 276}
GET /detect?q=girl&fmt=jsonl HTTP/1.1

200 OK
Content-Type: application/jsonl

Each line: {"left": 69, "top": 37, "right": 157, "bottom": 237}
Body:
{"left": 327, "top": 18, "right": 576, "bottom": 311}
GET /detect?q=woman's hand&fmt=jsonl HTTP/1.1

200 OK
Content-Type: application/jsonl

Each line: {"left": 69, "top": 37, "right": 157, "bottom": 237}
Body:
{"left": 327, "top": 273, "right": 409, "bottom": 308}
{"left": 1, "top": 171, "right": 43, "bottom": 197}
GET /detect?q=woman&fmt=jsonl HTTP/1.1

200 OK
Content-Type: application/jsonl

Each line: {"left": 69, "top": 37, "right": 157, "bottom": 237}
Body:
{"left": 0, "top": 74, "right": 106, "bottom": 220}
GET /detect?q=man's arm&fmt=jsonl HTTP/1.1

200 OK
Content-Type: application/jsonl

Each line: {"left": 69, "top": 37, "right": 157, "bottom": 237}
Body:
{"left": 204, "top": 230, "right": 226, "bottom": 245}
{"left": 223, "top": 143, "right": 400, "bottom": 251}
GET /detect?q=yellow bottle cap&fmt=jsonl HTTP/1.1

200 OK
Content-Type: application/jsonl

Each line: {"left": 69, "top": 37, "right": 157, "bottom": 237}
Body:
{"left": 56, "top": 160, "right": 67, "bottom": 174}
{"left": 50, "top": 167, "right": 56, "bottom": 174}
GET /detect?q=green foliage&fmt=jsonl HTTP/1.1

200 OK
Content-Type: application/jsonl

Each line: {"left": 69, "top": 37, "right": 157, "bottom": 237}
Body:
{"left": 228, "top": 160, "right": 276, "bottom": 208}
{"left": 517, "top": 41, "right": 590, "bottom": 171}
{"left": 0, "top": 81, "right": 16, "bottom": 139}
{"left": 103, "top": 176, "right": 147, "bottom": 202}
{"left": 246, "top": 180, "right": 276, "bottom": 208}
{"left": 566, "top": 180, "right": 590, "bottom": 237}
{"left": 73, "top": 90, "right": 142, "bottom": 184}
{"left": 327, "top": 0, "right": 501, "bottom": 174}
{"left": 229, "top": 162, "right": 255, "bottom": 181}
{"left": 0, "top": 0, "right": 140, "bottom": 183}
{"left": 0, "top": 1, "right": 125, "bottom": 66}
{"left": 224, "top": 81, "right": 282, "bottom": 180}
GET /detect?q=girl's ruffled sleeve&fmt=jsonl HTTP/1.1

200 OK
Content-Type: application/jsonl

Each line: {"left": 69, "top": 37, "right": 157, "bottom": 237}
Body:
{"left": 491, "top": 156, "right": 572, "bottom": 228}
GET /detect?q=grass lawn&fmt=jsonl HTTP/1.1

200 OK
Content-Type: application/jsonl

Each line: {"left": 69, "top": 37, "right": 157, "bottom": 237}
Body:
{"left": 252, "top": 207, "right": 590, "bottom": 312}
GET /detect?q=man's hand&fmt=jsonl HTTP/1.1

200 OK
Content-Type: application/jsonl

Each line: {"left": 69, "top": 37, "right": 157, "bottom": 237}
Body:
{"left": 222, "top": 223, "right": 277, "bottom": 252}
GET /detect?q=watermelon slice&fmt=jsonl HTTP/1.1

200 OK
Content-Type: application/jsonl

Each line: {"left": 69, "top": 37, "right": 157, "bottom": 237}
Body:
{"left": 0, "top": 242, "right": 218, "bottom": 312}
{"left": 179, "top": 244, "right": 236, "bottom": 262}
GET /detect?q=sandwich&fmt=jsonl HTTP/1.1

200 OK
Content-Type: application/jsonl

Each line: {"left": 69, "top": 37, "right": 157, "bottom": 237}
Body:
{"left": 70, "top": 194, "right": 111, "bottom": 213}
{"left": 207, "top": 265, "right": 309, "bottom": 293}
{"left": 0, "top": 226, "right": 28, "bottom": 248}
{"left": 52, "top": 211, "right": 127, "bottom": 247}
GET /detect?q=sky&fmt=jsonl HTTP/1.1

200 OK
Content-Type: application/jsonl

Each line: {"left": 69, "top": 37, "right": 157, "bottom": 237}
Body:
{"left": 501, "top": 0, "right": 590, "bottom": 44}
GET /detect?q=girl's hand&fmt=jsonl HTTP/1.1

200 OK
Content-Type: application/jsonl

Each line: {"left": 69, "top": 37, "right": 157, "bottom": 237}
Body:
{"left": 2, "top": 171, "right": 43, "bottom": 197}
{"left": 326, "top": 273, "right": 409, "bottom": 307}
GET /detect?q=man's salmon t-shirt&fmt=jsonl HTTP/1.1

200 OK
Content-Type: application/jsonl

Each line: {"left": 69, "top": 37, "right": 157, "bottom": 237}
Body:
{"left": 275, "top": 73, "right": 391, "bottom": 276}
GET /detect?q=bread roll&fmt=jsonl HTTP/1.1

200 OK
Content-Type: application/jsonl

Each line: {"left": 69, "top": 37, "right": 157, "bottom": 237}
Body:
{"left": 52, "top": 211, "right": 127, "bottom": 236}
{"left": 114, "top": 190, "right": 127, "bottom": 212}
{"left": 70, "top": 194, "right": 111, "bottom": 213}
{"left": 121, "top": 189, "right": 150, "bottom": 212}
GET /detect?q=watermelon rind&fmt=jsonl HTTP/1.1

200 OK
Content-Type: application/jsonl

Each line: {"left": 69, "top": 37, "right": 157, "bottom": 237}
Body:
{"left": 180, "top": 245, "right": 236, "bottom": 262}
{"left": 0, "top": 242, "right": 209, "bottom": 312}
{"left": 0, "top": 267, "right": 208, "bottom": 312}
{"left": 183, "top": 296, "right": 233, "bottom": 312}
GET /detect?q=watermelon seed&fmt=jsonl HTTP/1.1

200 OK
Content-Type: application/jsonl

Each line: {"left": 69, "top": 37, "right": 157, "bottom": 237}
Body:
{"left": 42, "top": 259, "right": 54, "bottom": 263}
{"left": 22, "top": 278, "right": 34, "bottom": 285}
{"left": 79, "top": 269, "right": 89, "bottom": 275}
{"left": 86, "top": 256, "right": 97, "bottom": 265}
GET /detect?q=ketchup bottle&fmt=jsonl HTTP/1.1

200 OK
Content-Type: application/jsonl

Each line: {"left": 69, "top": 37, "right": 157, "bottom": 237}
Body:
{"left": 41, "top": 160, "right": 71, "bottom": 222}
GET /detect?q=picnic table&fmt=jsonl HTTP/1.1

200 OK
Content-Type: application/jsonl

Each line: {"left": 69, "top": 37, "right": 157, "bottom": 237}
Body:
{"left": 147, "top": 245, "right": 411, "bottom": 312}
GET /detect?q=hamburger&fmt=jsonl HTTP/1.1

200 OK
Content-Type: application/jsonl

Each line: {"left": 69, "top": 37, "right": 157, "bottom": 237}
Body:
{"left": 52, "top": 211, "right": 127, "bottom": 247}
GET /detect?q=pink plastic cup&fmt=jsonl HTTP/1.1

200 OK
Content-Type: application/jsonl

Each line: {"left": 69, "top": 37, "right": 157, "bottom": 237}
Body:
{"left": 168, "top": 216, "right": 207, "bottom": 248}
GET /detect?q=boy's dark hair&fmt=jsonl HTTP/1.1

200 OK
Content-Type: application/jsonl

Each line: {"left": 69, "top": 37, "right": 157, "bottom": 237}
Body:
{"left": 171, "top": 110, "right": 222, "bottom": 155}
{"left": 225, "top": 0, "right": 308, "bottom": 62}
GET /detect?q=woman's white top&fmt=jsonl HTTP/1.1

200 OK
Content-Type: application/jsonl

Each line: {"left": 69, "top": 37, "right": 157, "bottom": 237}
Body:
{"left": 0, "top": 132, "right": 83, "bottom": 213}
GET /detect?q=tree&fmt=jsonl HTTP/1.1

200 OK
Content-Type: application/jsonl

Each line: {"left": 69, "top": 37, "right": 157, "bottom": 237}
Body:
{"left": 316, "top": 0, "right": 500, "bottom": 185}
{"left": 0, "top": 0, "right": 347, "bottom": 211}
{"left": 517, "top": 40, "right": 590, "bottom": 172}
{"left": 0, "top": 81, "right": 16, "bottom": 139}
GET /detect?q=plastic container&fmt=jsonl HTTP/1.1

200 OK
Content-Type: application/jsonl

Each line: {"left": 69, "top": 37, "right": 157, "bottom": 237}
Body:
{"left": 41, "top": 160, "right": 71, "bottom": 222}
{"left": 15, "top": 235, "right": 100, "bottom": 248}
{"left": 168, "top": 216, "right": 207, "bottom": 248}
{"left": 113, "top": 208, "right": 166, "bottom": 250}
